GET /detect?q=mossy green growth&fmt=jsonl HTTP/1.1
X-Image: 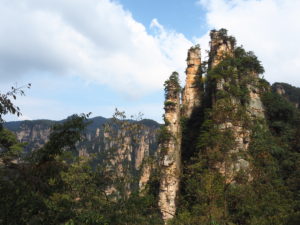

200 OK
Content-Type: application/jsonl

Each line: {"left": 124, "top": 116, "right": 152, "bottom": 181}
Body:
{"left": 157, "top": 125, "right": 172, "bottom": 144}
{"left": 164, "top": 72, "right": 181, "bottom": 98}
{"left": 210, "top": 28, "right": 237, "bottom": 48}
{"left": 164, "top": 100, "right": 177, "bottom": 108}
{"left": 206, "top": 45, "right": 264, "bottom": 109}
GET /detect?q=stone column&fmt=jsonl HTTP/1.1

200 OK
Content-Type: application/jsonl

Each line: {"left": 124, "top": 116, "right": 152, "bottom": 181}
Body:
{"left": 182, "top": 45, "right": 202, "bottom": 118}
{"left": 159, "top": 72, "right": 181, "bottom": 223}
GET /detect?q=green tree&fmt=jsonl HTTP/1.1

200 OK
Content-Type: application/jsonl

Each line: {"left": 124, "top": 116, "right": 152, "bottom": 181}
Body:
{"left": 0, "top": 84, "right": 31, "bottom": 124}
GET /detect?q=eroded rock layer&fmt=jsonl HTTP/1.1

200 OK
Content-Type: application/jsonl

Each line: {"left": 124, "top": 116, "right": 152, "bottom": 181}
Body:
{"left": 182, "top": 45, "right": 202, "bottom": 118}
{"left": 4, "top": 117, "right": 160, "bottom": 196}
{"left": 207, "top": 29, "right": 265, "bottom": 183}
{"left": 159, "top": 29, "right": 267, "bottom": 222}
{"left": 159, "top": 72, "right": 182, "bottom": 222}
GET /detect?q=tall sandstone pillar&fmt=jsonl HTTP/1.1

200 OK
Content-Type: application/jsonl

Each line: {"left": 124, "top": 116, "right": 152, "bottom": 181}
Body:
{"left": 209, "top": 29, "right": 264, "bottom": 118}
{"left": 159, "top": 72, "right": 181, "bottom": 223}
{"left": 182, "top": 45, "right": 202, "bottom": 118}
{"left": 208, "top": 29, "right": 265, "bottom": 183}
{"left": 209, "top": 29, "right": 234, "bottom": 68}
{"left": 209, "top": 29, "right": 234, "bottom": 94}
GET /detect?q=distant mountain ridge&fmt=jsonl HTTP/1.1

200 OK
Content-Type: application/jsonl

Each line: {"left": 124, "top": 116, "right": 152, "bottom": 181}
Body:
{"left": 4, "top": 116, "right": 161, "bottom": 194}
{"left": 4, "top": 116, "right": 160, "bottom": 151}
{"left": 4, "top": 116, "right": 108, "bottom": 152}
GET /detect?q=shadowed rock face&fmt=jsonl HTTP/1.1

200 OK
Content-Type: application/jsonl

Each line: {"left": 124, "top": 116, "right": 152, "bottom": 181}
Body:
{"left": 272, "top": 82, "right": 300, "bottom": 108}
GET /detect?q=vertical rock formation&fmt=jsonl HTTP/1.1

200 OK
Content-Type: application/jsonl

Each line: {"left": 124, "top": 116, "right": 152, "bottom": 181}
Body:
{"left": 247, "top": 73, "right": 265, "bottom": 118}
{"left": 209, "top": 29, "right": 234, "bottom": 68}
{"left": 139, "top": 162, "right": 152, "bottom": 192}
{"left": 209, "top": 29, "right": 265, "bottom": 119}
{"left": 4, "top": 117, "right": 160, "bottom": 198}
{"left": 208, "top": 29, "right": 235, "bottom": 95}
{"left": 182, "top": 45, "right": 202, "bottom": 118}
{"left": 159, "top": 28, "right": 267, "bottom": 222}
{"left": 159, "top": 72, "right": 182, "bottom": 222}
{"left": 101, "top": 121, "right": 159, "bottom": 198}
{"left": 207, "top": 29, "right": 265, "bottom": 183}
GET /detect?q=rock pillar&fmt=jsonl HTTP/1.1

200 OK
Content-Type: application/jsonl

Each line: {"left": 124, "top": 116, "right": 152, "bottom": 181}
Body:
{"left": 182, "top": 45, "right": 202, "bottom": 118}
{"left": 207, "top": 29, "right": 264, "bottom": 183}
{"left": 159, "top": 72, "right": 181, "bottom": 222}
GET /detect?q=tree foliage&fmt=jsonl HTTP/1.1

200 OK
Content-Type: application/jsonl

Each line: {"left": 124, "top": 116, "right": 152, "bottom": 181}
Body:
{"left": 0, "top": 84, "right": 31, "bottom": 124}
{"left": 0, "top": 91, "right": 162, "bottom": 224}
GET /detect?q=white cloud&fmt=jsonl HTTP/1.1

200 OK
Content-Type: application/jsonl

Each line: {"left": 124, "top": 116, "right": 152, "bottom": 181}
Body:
{"left": 198, "top": 0, "right": 300, "bottom": 86}
{"left": 0, "top": 0, "right": 193, "bottom": 97}
{"left": 150, "top": 19, "right": 194, "bottom": 84}
{"left": 4, "top": 94, "right": 165, "bottom": 123}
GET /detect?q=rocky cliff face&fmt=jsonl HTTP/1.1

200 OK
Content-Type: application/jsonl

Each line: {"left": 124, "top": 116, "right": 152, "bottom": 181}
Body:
{"left": 207, "top": 29, "right": 265, "bottom": 183}
{"left": 4, "top": 117, "right": 160, "bottom": 194}
{"left": 159, "top": 72, "right": 182, "bottom": 221}
{"left": 99, "top": 120, "right": 159, "bottom": 197}
{"left": 159, "top": 29, "right": 267, "bottom": 223}
{"left": 4, "top": 120, "right": 54, "bottom": 152}
{"left": 159, "top": 47, "right": 203, "bottom": 222}
{"left": 182, "top": 45, "right": 202, "bottom": 118}
{"left": 209, "top": 29, "right": 234, "bottom": 68}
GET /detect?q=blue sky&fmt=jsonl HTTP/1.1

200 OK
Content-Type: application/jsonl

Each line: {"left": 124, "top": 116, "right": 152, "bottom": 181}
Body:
{"left": 118, "top": 0, "right": 208, "bottom": 39}
{"left": 1, "top": 0, "right": 300, "bottom": 122}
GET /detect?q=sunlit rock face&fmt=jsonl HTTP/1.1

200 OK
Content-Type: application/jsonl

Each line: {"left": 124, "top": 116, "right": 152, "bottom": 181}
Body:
{"left": 159, "top": 72, "right": 182, "bottom": 222}
{"left": 7, "top": 121, "right": 53, "bottom": 152}
{"left": 139, "top": 162, "right": 152, "bottom": 191}
{"left": 4, "top": 117, "right": 160, "bottom": 195}
{"left": 158, "top": 29, "right": 267, "bottom": 222}
{"left": 207, "top": 29, "right": 265, "bottom": 183}
{"left": 248, "top": 77, "right": 265, "bottom": 118}
{"left": 101, "top": 125, "right": 159, "bottom": 197}
{"left": 182, "top": 45, "right": 202, "bottom": 118}
{"left": 209, "top": 29, "right": 234, "bottom": 69}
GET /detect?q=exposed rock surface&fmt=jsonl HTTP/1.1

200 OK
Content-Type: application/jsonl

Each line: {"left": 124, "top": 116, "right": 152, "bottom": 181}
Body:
{"left": 159, "top": 30, "right": 268, "bottom": 222}
{"left": 4, "top": 120, "right": 53, "bottom": 152}
{"left": 248, "top": 79, "right": 265, "bottom": 118}
{"left": 207, "top": 30, "right": 265, "bottom": 183}
{"left": 159, "top": 72, "right": 182, "bottom": 222}
{"left": 139, "top": 162, "right": 152, "bottom": 192}
{"left": 4, "top": 117, "right": 160, "bottom": 194}
{"left": 209, "top": 29, "right": 234, "bottom": 68}
{"left": 275, "top": 83, "right": 286, "bottom": 95}
{"left": 182, "top": 45, "right": 202, "bottom": 118}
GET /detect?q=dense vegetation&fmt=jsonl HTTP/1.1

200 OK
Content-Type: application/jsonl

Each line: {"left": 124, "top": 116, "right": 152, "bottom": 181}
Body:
{"left": 0, "top": 89, "right": 163, "bottom": 225}
{"left": 173, "top": 30, "right": 300, "bottom": 225}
